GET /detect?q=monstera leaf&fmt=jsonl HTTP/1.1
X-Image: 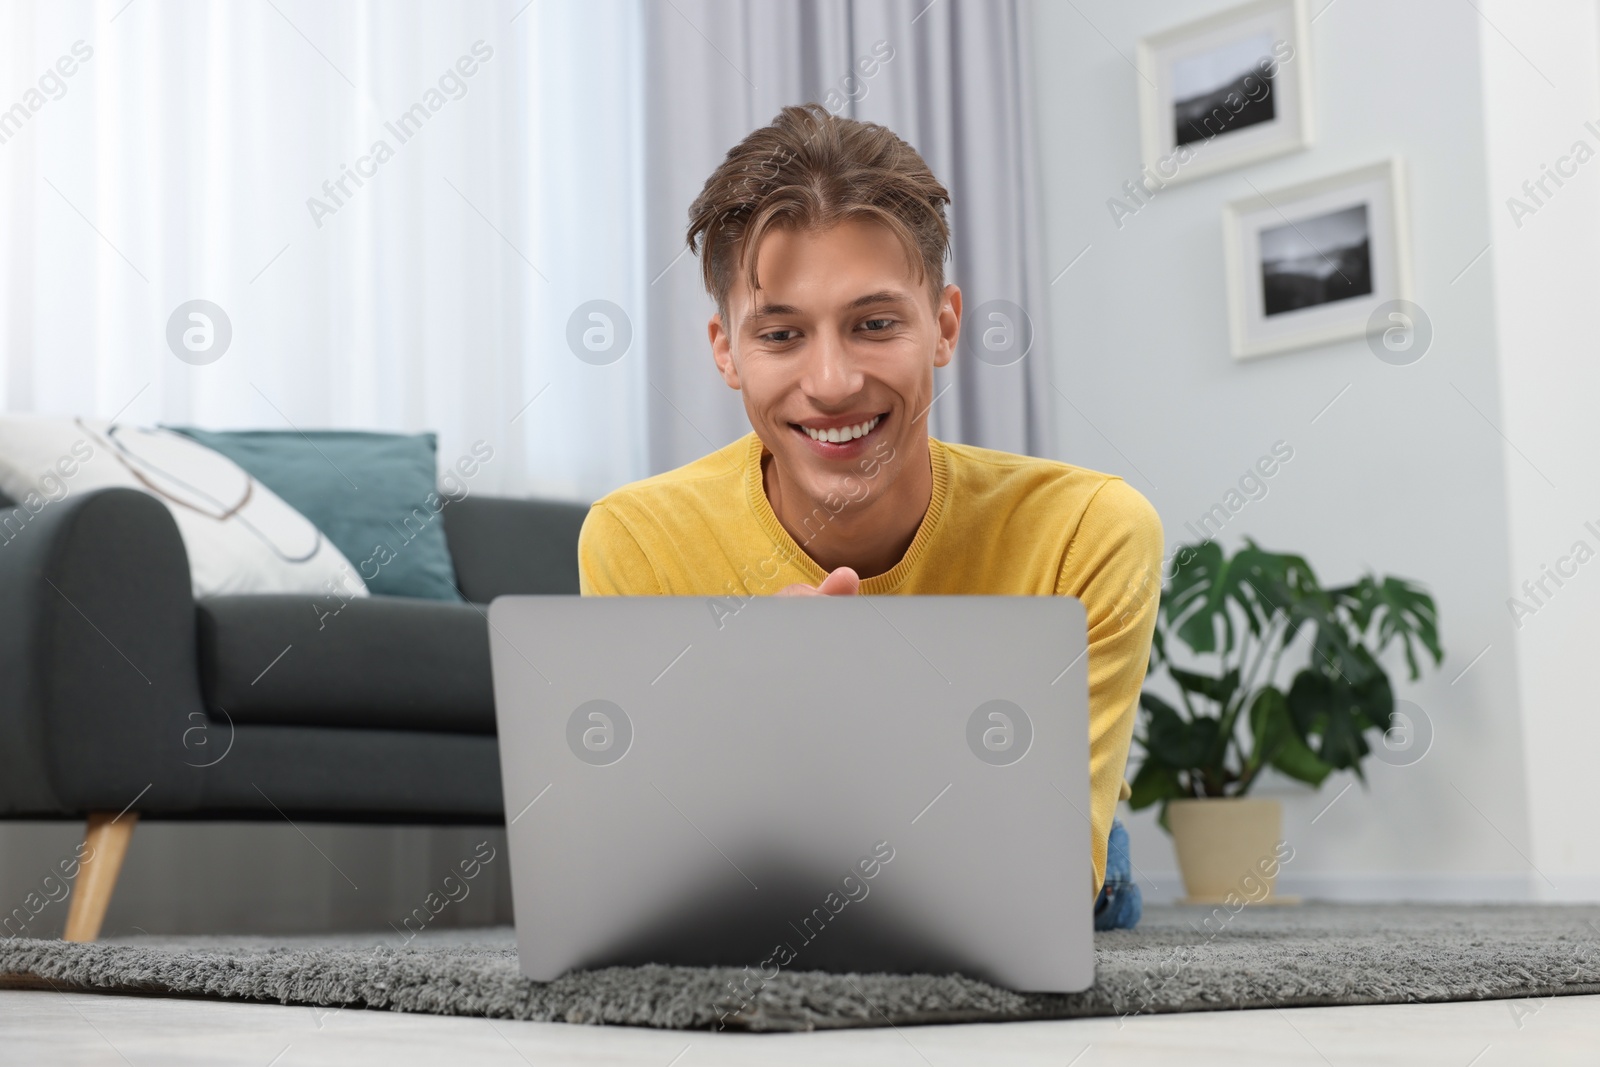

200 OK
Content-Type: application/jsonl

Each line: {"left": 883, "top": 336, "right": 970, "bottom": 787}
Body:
{"left": 1162, "top": 541, "right": 1248, "bottom": 656}
{"left": 1163, "top": 538, "right": 1320, "bottom": 658}
{"left": 1246, "top": 685, "right": 1332, "bottom": 788}
{"left": 1333, "top": 574, "right": 1442, "bottom": 681}
{"left": 1167, "top": 665, "right": 1240, "bottom": 709}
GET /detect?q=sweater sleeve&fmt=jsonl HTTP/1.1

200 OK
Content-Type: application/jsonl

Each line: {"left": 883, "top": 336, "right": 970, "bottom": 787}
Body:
{"left": 1056, "top": 477, "right": 1164, "bottom": 899}
{"left": 577, "top": 502, "right": 665, "bottom": 596}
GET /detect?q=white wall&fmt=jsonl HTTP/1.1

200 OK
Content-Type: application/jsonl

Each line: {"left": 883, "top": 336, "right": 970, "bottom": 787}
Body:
{"left": 1030, "top": 0, "right": 1552, "bottom": 901}
{"left": 1480, "top": 0, "right": 1600, "bottom": 901}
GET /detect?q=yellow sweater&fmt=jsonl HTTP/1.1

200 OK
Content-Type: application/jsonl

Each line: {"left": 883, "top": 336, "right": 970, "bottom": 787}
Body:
{"left": 577, "top": 430, "right": 1164, "bottom": 897}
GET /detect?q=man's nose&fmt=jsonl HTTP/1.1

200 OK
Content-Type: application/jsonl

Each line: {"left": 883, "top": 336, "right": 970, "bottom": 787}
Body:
{"left": 801, "top": 330, "right": 864, "bottom": 403}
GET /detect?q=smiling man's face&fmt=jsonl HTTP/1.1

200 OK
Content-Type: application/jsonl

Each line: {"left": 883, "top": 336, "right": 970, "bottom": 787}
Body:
{"left": 709, "top": 216, "right": 960, "bottom": 520}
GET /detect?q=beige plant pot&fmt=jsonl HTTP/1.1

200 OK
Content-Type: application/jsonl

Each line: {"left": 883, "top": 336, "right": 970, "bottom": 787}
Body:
{"left": 1167, "top": 797, "right": 1297, "bottom": 905}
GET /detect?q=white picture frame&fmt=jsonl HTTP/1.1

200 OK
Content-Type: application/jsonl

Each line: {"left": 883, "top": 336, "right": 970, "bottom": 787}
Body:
{"left": 1222, "top": 158, "right": 1413, "bottom": 361}
{"left": 1136, "top": 0, "right": 1313, "bottom": 186}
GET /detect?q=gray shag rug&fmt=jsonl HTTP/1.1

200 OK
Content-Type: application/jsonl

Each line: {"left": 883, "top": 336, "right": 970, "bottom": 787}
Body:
{"left": 4, "top": 904, "right": 1599, "bottom": 1031}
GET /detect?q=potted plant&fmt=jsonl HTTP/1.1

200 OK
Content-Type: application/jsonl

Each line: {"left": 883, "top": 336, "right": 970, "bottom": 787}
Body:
{"left": 1129, "top": 538, "right": 1442, "bottom": 903}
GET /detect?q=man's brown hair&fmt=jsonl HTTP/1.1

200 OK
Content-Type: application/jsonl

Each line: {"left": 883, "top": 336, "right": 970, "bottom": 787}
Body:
{"left": 686, "top": 102, "right": 952, "bottom": 327}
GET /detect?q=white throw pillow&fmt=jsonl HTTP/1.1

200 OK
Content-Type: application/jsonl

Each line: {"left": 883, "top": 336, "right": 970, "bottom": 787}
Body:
{"left": 0, "top": 415, "right": 370, "bottom": 600}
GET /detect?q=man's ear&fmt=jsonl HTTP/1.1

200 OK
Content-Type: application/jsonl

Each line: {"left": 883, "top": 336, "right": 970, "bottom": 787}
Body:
{"left": 934, "top": 283, "right": 961, "bottom": 369}
{"left": 709, "top": 310, "right": 742, "bottom": 389}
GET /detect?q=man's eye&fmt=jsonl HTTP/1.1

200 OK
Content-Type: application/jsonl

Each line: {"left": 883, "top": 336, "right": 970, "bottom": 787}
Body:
{"left": 762, "top": 330, "right": 796, "bottom": 343}
{"left": 862, "top": 318, "right": 895, "bottom": 332}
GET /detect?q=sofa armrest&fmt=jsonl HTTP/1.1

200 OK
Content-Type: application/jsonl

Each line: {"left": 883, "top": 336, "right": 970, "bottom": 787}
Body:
{"left": 441, "top": 495, "right": 589, "bottom": 602}
{"left": 0, "top": 488, "right": 205, "bottom": 816}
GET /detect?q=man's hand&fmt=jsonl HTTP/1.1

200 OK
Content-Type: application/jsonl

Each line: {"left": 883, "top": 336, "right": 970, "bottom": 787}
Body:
{"left": 775, "top": 566, "right": 861, "bottom": 596}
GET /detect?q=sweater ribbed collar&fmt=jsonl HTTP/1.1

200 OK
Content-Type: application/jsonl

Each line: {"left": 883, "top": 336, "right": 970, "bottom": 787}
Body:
{"left": 742, "top": 430, "right": 950, "bottom": 595}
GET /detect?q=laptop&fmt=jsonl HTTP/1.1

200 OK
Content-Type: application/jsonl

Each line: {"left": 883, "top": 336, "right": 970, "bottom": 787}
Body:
{"left": 486, "top": 593, "right": 1095, "bottom": 993}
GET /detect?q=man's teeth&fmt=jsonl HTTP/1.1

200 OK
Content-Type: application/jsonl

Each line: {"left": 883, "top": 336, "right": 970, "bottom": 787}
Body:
{"left": 803, "top": 415, "right": 881, "bottom": 443}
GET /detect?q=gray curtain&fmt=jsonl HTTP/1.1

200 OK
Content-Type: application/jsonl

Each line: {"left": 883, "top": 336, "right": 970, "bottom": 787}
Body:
{"left": 641, "top": 0, "right": 1059, "bottom": 470}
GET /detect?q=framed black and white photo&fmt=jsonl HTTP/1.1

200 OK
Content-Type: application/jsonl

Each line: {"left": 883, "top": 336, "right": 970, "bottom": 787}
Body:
{"left": 1136, "top": 0, "right": 1312, "bottom": 186}
{"left": 1222, "top": 159, "right": 1413, "bottom": 360}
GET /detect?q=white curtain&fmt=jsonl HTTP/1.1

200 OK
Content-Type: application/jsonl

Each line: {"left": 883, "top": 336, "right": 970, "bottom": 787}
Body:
{"left": 2, "top": 0, "right": 1053, "bottom": 503}
{"left": 0, "top": 0, "right": 647, "bottom": 503}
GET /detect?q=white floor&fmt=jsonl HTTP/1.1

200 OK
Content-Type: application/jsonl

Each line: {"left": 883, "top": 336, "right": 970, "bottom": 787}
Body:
{"left": 1, "top": 988, "right": 1596, "bottom": 1066}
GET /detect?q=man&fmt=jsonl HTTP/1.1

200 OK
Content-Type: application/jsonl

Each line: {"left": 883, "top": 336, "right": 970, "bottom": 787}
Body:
{"left": 578, "top": 103, "right": 1161, "bottom": 930}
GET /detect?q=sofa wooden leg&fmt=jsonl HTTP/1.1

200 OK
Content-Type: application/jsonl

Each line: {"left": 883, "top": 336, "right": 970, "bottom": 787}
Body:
{"left": 63, "top": 812, "right": 138, "bottom": 942}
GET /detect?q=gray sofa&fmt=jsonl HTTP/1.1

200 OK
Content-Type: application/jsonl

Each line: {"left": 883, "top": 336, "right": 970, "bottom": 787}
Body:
{"left": 0, "top": 485, "right": 588, "bottom": 939}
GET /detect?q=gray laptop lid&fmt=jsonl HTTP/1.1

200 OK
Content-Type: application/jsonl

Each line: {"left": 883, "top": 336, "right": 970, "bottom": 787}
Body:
{"left": 487, "top": 594, "right": 1094, "bottom": 993}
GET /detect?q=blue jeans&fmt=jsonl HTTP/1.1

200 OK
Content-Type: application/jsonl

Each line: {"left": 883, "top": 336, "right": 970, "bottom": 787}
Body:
{"left": 1093, "top": 817, "right": 1141, "bottom": 931}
